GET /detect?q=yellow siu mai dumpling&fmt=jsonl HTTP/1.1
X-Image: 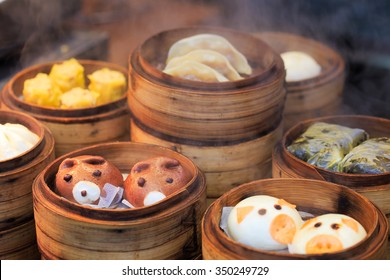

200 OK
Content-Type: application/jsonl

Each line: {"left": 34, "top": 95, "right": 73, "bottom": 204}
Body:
{"left": 49, "top": 58, "right": 85, "bottom": 93}
{"left": 288, "top": 213, "right": 367, "bottom": 254}
{"left": 163, "top": 60, "right": 229, "bottom": 83}
{"left": 167, "top": 34, "right": 252, "bottom": 75}
{"left": 23, "top": 73, "right": 62, "bottom": 107}
{"left": 59, "top": 87, "right": 100, "bottom": 109}
{"left": 87, "top": 68, "right": 126, "bottom": 105}
{"left": 227, "top": 195, "right": 303, "bottom": 251}
{"left": 164, "top": 49, "right": 242, "bottom": 81}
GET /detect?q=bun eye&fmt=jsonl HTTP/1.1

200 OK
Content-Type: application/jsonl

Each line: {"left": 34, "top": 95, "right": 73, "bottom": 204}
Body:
{"left": 63, "top": 174, "right": 72, "bottom": 182}
{"left": 166, "top": 177, "right": 173, "bottom": 184}
{"left": 258, "top": 208, "right": 267, "bottom": 215}
{"left": 274, "top": 204, "right": 282, "bottom": 210}
{"left": 331, "top": 223, "right": 340, "bottom": 230}
{"left": 314, "top": 222, "right": 322, "bottom": 228}
{"left": 137, "top": 177, "right": 146, "bottom": 187}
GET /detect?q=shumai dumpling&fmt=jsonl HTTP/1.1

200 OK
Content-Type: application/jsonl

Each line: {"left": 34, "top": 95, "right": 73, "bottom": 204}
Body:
{"left": 49, "top": 58, "right": 85, "bottom": 93}
{"left": 166, "top": 33, "right": 252, "bottom": 75}
{"left": 88, "top": 68, "right": 126, "bottom": 105}
{"left": 60, "top": 87, "right": 100, "bottom": 109}
{"left": 163, "top": 60, "right": 229, "bottom": 82}
{"left": 164, "top": 49, "right": 242, "bottom": 81}
{"left": 23, "top": 73, "right": 62, "bottom": 107}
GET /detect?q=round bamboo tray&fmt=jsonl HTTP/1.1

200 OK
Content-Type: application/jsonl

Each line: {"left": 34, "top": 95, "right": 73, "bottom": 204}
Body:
{"left": 131, "top": 119, "right": 282, "bottom": 198}
{"left": 254, "top": 32, "right": 345, "bottom": 131}
{"left": 272, "top": 115, "right": 390, "bottom": 216}
{"left": 0, "top": 60, "right": 130, "bottom": 157}
{"left": 129, "top": 26, "right": 286, "bottom": 143}
{"left": 33, "top": 142, "right": 206, "bottom": 260}
{"left": 0, "top": 110, "right": 55, "bottom": 259}
{"left": 202, "top": 178, "right": 388, "bottom": 260}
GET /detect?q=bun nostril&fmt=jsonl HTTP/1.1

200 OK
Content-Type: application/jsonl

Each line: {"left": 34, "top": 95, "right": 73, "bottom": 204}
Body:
{"left": 81, "top": 190, "right": 87, "bottom": 197}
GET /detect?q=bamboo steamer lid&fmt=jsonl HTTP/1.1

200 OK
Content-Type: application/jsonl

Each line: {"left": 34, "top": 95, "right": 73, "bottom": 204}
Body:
{"left": 0, "top": 60, "right": 130, "bottom": 157}
{"left": 202, "top": 178, "right": 388, "bottom": 260}
{"left": 33, "top": 142, "right": 206, "bottom": 260}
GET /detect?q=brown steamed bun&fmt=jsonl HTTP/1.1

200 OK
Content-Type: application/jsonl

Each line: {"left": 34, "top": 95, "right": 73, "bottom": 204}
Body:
{"left": 124, "top": 156, "right": 192, "bottom": 207}
{"left": 55, "top": 155, "right": 123, "bottom": 205}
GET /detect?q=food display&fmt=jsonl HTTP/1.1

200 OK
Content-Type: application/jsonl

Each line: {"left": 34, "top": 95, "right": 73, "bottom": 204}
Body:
{"left": 288, "top": 214, "right": 367, "bottom": 254}
{"left": 287, "top": 122, "right": 368, "bottom": 171}
{"left": 224, "top": 195, "right": 368, "bottom": 255}
{"left": 227, "top": 195, "right": 303, "bottom": 251}
{"left": 0, "top": 122, "right": 40, "bottom": 161}
{"left": 163, "top": 33, "right": 252, "bottom": 82}
{"left": 23, "top": 59, "right": 126, "bottom": 109}
{"left": 55, "top": 155, "right": 123, "bottom": 205}
{"left": 280, "top": 51, "right": 321, "bottom": 82}
{"left": 124, "top": 156, "right": 192, "bottom": 207}
{"left": 339, "top": 137, "right": 390, "bottom": 174}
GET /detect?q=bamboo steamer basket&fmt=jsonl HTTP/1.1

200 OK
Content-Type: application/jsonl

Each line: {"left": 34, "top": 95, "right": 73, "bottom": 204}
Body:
{"left": 129, "top": 27, "right": 286, "bottom": 198}
{"left": 33, "top": 142, "right": 206, "bottom": 260}
{"left": 0, "top": 60, "right": 130, "bottom": 157}
{"left": 129, "top": 27, "right": 286, "bottom": 143}
{"left": 272, "top": 115, "right": 390, "bottom": 215}
{"left": 131, "top": 119, "right": 282, "bottom": 198}
{"left": 272, "top": 115, "right": 390, "bottom": 259}
{"left": 202, "top": 178, "right": 388, "bottom": 260}
{"left": 0, "top": 110, "right": 55, "bottom": 259}
{"left": 254, "top": 32, "right": 345, "bottom": 131}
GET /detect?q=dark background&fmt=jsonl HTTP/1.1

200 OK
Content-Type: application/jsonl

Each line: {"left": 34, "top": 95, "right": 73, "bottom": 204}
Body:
{"left": 1, "top": 0, "right": 389, "bottom": 117}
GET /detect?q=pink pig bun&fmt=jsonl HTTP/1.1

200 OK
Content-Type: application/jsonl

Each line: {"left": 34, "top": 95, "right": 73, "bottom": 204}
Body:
{"left": 124, "top": 156, "right": 192, "bottom": 207}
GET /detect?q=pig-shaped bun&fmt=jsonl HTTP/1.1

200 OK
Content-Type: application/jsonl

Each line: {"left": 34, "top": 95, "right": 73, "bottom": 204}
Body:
{"left": 227, "top": 195, "right": 303, "bottom": 251}
{"left": 288, "top": 213, "right": 367, "bottom": 254}
{"left": 55, "top": 155, "right": 123, "bottom": 205}
{"left": 124, "top": 156, "right": 192, "bottom": 207}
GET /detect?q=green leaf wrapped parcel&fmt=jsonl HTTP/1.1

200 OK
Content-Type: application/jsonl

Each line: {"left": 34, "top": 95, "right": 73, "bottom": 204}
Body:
{"left": 339, "top": 138, "right": 390, "bottom": 174}
{"left": 287, "top": 122, "right": 368, "bottom": 171}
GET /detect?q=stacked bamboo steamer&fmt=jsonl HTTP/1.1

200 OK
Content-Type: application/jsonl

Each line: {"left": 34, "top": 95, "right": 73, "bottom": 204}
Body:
{"left": 254, "top": 32, "right": 345, "bottom": 131}
{"left": 272, "top": 115, "right": 390, "bottom": 259}
{"left": 128, "top": 27, "right": 286, "bottom": 201}
{"left": 33, "top": 142, "right": 206, "bottom": 260}
{"left": 202, "top": 178, "right": 388, "bottom": 260}
{"left": 1, "top": 60, "right": 130, "bottom": 157}
{"left": 0, "top": 110, "right": 55, "bottom": 259}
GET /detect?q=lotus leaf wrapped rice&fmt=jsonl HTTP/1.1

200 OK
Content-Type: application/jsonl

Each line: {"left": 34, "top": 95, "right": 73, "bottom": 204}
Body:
{"left": 287, "top": 122, "right": 368, "bottom": 171}
{"left": 339, "top": 138, "right": 390, "bottom": 174}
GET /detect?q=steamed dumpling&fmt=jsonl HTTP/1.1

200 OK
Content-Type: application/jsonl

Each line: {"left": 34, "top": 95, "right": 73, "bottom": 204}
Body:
{"left": 60, "top": 87, "right": 100, "bottom": 109}
{"left": 49, "top": 58, "right": 85, "bottom": 93}
{"left": 0, "top": 123, "right": 40, "bottom": 161}
{"left": 23, "top": 73, "right": 62, "bottom": 107}
{"left": 163, "top": 60, "right": 229, "bottom": 82}
{"left": 167, "top": 34, "right": 252, "bottom": 75}
{"left": 288, "top": 213, "right": 367, "bottom": 254}
{"left": 164, "top": 49, "right": 242, "bottom": 81}
{"left": 227, "top": 195, "right": 303, "bottom": 251}
{"left": 281, "top": 51, "right": 321, "bottom": 82}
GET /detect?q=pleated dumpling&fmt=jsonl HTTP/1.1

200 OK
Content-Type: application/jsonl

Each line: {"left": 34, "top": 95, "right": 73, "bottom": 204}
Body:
{"left": 164, "top": 49, "right": 242, "bottom": 81}
{"left": 166, "top": 34, "right": 252, "bottom": 75}
{"left": 163, "top": 60, "right": 229, "bottom": 82}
